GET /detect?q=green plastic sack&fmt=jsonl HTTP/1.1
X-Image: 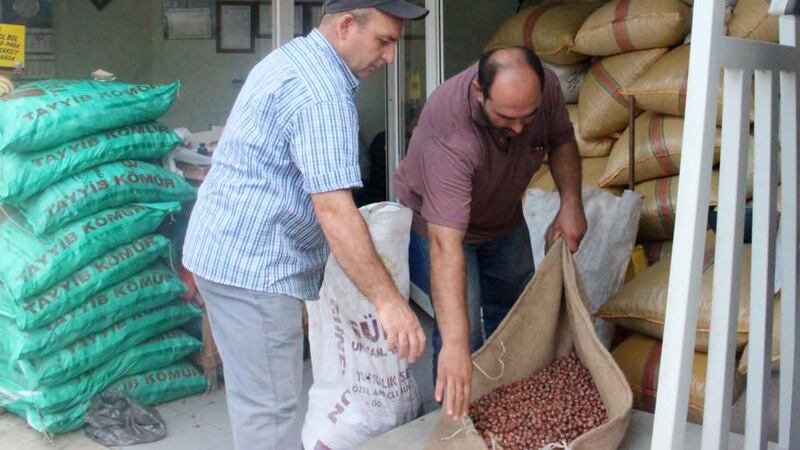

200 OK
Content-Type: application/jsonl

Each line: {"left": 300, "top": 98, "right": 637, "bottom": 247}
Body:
{"left": 16, "top": 160, "right": 196, "bottom": 235}
{"left": 0, "top": 330, "right": 200, "bottom": 414}
{"left": 0, "top": 80, "right": 180, "bottom": 154}
{"left": 2, "top": 301, "right": 200, "bottom": 389}
{"left": 16, "top": 361, "right": 208, "bottom": 434}
{"left": 0, "top": 234, "right": 172, "bottom": 330}
{"left": 0, "top": 263, "right": 186, "bottom": 361}
{"left": 0, "top": 202, "right": 180, "bottom": 301}
{"left": 110, "top": 361, "right": 209, "bottom": 407}
{"left": 0, "top": 123, "right": 181, "bottom": 203}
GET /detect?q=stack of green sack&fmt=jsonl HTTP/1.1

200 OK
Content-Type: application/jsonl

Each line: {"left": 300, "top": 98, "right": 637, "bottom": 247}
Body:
{"left": 0, "top": 79, "right": 208, "bottom": 434}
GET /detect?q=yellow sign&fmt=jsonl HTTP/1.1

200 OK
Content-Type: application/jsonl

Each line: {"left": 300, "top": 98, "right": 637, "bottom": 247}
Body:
{"left": 0, "top": 24, "right": 26, "bottom": 70}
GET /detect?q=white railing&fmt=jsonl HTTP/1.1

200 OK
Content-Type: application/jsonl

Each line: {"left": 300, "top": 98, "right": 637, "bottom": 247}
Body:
{"left": 651, "top": 1, "right": 799, "bottom": 450}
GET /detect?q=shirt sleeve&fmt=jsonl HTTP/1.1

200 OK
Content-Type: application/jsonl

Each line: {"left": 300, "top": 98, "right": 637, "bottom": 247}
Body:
{"left": 543, "top": 71, "right": 577, "bottom": 149}
{"left": 287, "top": 100, "right": 363, "bottom": 194}
{"left": 419, "top": 135, "right": 477, "bottom": 231}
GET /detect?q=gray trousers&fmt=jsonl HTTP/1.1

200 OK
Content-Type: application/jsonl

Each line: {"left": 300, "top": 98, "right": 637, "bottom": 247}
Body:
{"left": 195, "top": 276, "right": 304, "bottom": 450}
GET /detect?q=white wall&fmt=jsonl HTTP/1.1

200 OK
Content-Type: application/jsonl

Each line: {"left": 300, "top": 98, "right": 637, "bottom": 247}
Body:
{"left": 49, "top": 1, "right": 517, "bottom": 138}
{"left": 53, "top": 0, "right": 154, "bottom": 83}
{"left": 147, "top": 0, "right": 272, "bottom": 131}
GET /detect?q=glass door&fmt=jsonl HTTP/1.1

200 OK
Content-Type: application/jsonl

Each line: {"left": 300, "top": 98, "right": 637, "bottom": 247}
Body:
{"left": 386, "top": 0, "right": 442, "bottom": 201}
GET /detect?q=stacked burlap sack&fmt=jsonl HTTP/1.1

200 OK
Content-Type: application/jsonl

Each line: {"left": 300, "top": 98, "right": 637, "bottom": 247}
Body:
{"left": 493, "top": 0, "right": 783, "bottom": 424}
{"left": 0, "top": 79, "right": 208, "bottom": 434}
{"left": 596, "top": 230, "right": 783, "bottom": 423}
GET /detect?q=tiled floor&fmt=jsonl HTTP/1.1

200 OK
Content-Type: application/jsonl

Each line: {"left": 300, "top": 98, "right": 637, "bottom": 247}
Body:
{"left": 0, "top": 302, "right": 782, "bottom": 449}
{"left": 1, "top": 304, "right": 439, "bottom": 450}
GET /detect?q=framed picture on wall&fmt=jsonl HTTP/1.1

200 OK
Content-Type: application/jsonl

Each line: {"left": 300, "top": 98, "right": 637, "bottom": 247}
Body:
{"left": 163, "top": 0, "right": 215, "bottom": 40}
{"left": 257, "top": 2, "right": 270, "bottom": 38}
{"left": 164, "top": 7, "right": 213, "bottom": 39}
{"left": 217, "top": 2, "right": 255, "bottom": 53}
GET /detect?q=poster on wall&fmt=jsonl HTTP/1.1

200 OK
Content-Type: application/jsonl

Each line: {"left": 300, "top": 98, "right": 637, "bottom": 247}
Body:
{"left": 217, "top": 2, "right": 254, "bottom": 53}
{"left": 1, "top": 0, "right": 52, "bottom": 28}
{"left": 163, "top": 0, "right": 215, "bottom": 39}
{"left": 165, "top": 8, "right": 212, "bottom": 39}
{"left": 0, "top": 23, "right": 25, "bottom": 69}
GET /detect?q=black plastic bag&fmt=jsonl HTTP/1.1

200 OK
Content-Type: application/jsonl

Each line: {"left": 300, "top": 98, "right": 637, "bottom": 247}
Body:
{"left": 84, "top": 390, "right": 167, "bottom": 446}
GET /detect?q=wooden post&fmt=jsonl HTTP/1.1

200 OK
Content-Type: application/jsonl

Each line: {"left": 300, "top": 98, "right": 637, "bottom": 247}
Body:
{"left": 628, "top": 96, "right": 636, "bottom": 191}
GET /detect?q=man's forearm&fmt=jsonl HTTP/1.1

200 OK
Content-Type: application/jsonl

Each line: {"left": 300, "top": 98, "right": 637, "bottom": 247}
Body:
{"left": 429, "top": 228, "right": 469, "bottom": 349}
{"left": 313, "top": 190, "right": 401, "bottom": 307}
{"left": 548, "top": 140, "right": 582, "bottom": 204}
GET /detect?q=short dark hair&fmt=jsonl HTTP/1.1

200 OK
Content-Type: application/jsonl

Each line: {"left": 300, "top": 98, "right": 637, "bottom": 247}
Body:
{"left": 477, "top": 46, "right": 545, "bottom": 99}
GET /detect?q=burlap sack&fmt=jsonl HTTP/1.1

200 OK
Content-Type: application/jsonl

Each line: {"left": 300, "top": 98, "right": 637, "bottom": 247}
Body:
{"left": 543, "top": 62, "right": 589, "bottom": 104}
{"left": 728, "top": 0, "right": 779, "bottom": 43}
{"left": 635, "top": 172, "right": 720, "bottom": 241}
{"left": 578, "top": 48, "right": 668, "bottom": 140}
{"left": 599, "top": 112, "right": 722, "bottom": 187}
{"left": 567, "top": 105, "right": 617, "bottom": 158}
{"left": 528, "top": 158, "right": 624, "bottom": 196}
{"left": 485, "top": 1, "right": 603, "bottom": 65}
{"left": 425, "top": 241, "right": 632, "bottom": 450}
{"left": 573, "top": 0, "right": 691, "bottom": 57}
{"left": 622, "top": 45, "right": 753, "bottom": 123}
{"left": 641, "top": 239, "right": 673, "bottom": 265}
{"left": 612, "top": 333, "right": 746, "bottom": 424}
{"left": 738, "top": 293, "right": 781, "bottom": 374}
{"left": 598, "top": 230, "right": 756, "bottom": 352}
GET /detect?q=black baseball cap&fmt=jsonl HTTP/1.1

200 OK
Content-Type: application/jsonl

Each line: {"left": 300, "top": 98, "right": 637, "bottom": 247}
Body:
{"left": 323, "top": 0, "right": 429, "bottom": 20}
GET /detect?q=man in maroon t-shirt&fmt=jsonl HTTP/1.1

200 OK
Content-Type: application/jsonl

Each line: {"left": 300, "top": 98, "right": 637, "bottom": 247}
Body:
{"left": 393, "top": 47, "right": 586, "bottom": 420}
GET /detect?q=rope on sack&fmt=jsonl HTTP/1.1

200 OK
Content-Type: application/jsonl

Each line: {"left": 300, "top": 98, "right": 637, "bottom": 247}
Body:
{"left": 472, "top": 340, "right": 506, "bottom": 381}
{"left": 540, "top": 440, "right": 570, "bottom": 450}
{"left": 440, "top": 416, "right": 479, "bottom": 441}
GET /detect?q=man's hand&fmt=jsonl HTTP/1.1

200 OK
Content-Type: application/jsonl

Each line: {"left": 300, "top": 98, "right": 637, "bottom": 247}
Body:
{"left": 549, "top": 198, "right": 587, "bottom": 253}
{"left": 435, "top": 343, "right": 472, "bottom": 419}
{"left": 374, "top": 296, "right": 426, "bottom": 363}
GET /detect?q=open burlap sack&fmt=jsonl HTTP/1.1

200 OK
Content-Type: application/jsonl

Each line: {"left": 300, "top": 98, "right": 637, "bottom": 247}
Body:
{"left": 528, "top": 158, "right": 624, "bottom": 196}
{"left": 634, "top": 171, "right": 720, "bottom": 241}
{"left": 573, "top": 0, "right": 691, "bottom": 56}
{"left": 578, "top": 48, "right": 668, "bottom": 140}
{"left": 622, "top": 45, "right": 753, "bottom": 123}
{"left": 425, "top": 241, "right": 632, "bottom": 450}
{"left": 612, "top": 333, "right": 746, "bottom": 424}
{"left": 485, "top": 1, "right": 604, "bottom": 65}
{"left": 728, "top": 0, "right": 779, "bottom": 43}
{"left": 599, "top": 112, "right": 722, "bottom": 187}
{"left": 567, "top": 105, "right": 617, "bottom": 158}
{"left": 598, "top": 231, "right": 753, "bottom": 351}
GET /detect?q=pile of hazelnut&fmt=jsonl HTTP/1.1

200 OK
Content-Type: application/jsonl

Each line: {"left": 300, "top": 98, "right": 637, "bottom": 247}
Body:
{"left": 468, "top": 352, "right": 608, "bottom": 450}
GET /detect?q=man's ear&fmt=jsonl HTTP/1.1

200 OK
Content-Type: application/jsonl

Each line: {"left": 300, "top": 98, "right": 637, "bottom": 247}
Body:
{"left": 471, "top": 79, "right": 485, "bottom": 105}
{"left": 336, "top": 13, "right": 356, "bottom": 41}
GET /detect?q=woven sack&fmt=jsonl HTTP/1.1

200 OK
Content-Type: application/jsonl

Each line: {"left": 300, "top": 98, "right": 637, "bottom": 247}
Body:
{"left": 578, "top": 48, "right": 667, "bottom": 140}
{"left": 425, "top": 241, "right": 632, "bottom": 450}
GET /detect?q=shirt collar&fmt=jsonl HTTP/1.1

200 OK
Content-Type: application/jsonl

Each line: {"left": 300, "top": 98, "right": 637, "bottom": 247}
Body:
{"left": 308, "top": 29, "right": 360, "bottom": 94}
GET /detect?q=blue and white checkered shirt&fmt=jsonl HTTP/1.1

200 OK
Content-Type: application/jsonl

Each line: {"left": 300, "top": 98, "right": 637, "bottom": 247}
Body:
{"left": 183, "top": 29, "right": 362, "bottom": 300}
